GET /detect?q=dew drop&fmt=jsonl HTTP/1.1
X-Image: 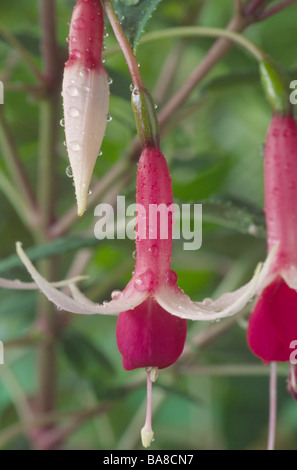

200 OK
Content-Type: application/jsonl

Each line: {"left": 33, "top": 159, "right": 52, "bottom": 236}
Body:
{"left": 60, "top": 118, "right": 65, "bottom": 127}
{"left": 132, "top": 250, "right": 137, "bottom": 260}
{"left": 202, "top": 297, "right": 212, "bottom": 306}
{"left": 88, "top": 189, "right": 92, "bottom": 196}
{"left": 66, "top": 165, "right": 73, "bottom": 178}
{"left": 134, "top": 269, "right": 153, "bottom": 292}
{"left": 69, "top": 141, "right": 81, "bottom": 152}
{"left": 111, "top": 290, "right": 122, "bottom": 300}
{"left": 166, "top": 270, "right": 178, "bottom": 286}
{"left": 129, "top": 83, "right": 134, "bottom": 92}
{"left": 107, "top": 77, "right": 113, "bottom": 85}
{"left": 73, "top": 18, "right": 86, "bottom": 30}
{"left": 70, "top": 49, "right": 82, "bottom": 60}
{"left": 104, "top": 32, "right": 109, "bottom": 38}
{"left": 149, "top": 244, "right": 158, "bottom": 256}
{"left": 106, "top": 114, "right": 112, "bottom": 122}
{"left": 98, "top": 150, "right": 103, "bottom": 157}
{"left": 68, "top": 107, "right": 80, "bottom": 118}
{"left": 66, "top": 85, "right": 79, "bottom": 97}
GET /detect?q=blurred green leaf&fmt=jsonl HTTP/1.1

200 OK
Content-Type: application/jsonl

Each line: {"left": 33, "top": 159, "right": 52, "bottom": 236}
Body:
{"left": 61, "top": 329, "right": 115, "bottom": 399}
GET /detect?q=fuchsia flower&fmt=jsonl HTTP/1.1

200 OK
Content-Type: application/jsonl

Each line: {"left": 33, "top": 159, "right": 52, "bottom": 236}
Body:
{"left": 62, "top": 0, "right": 110, "bottom": 216}
{"left": 15, "top": 137, "right": 273, "bottom": 445}
{"left": 247, "top": 114, "right": 297, "bottom": 379}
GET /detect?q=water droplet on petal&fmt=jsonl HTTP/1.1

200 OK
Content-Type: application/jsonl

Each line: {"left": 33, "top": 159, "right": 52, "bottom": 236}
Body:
{"left": 148, "top": 244, "right": 158, "bottom": 256}
{"left": 66, "top": 85, "right": 79, "bottom": 97}
{"left": 202, "top": 297, "right": 212, "bottom": 306}
{"left": 107, "top": 77, "right": 113, "bottom": 85}
{"left": 69, "top": 141, "right": 81, "bottom": 152}
{"left": 73, "top": 18, "right": 86, "bottom": 30}
{"left": 132, "top": 250, "right": 137, "bottom": 260}
{"left": 68, "top": 107, "right": 80, "bottom": 117}
{"left": 106, "top": 114, "right": 112, "bottom": 122}
{"left": 166, "top": 270, "right": 178, "bottom": 286}
{"left": 60, "top": 118, "right": 65, "bottom": 127}
{"left": 88, "top": 188, "right": 92, "bottom": 196}
{"left": 134, "top": 269, "right": 153, "bottom": 292}
{"left": 111, "top": 290, "right": 122, "bottom": 300}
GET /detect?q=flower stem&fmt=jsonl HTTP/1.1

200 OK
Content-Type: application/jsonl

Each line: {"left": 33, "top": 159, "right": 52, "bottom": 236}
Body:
{"left": 102, "top": 0, "right": 143, "bottom": 90}
{"left": 267, "top": 362, "right": 277, "bottom": 451}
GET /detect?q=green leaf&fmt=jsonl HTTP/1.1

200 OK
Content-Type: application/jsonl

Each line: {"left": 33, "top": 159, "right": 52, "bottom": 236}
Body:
{"left": 112, "top": 0, "right": 163, "bottom": 51}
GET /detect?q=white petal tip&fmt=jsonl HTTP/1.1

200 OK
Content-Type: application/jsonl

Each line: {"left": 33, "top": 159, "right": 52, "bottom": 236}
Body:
{"left": 141, "top": 428, "right": 154, "bottom": 448}
{"left": 76, "top": 196, "right": 87, "bottom": 217}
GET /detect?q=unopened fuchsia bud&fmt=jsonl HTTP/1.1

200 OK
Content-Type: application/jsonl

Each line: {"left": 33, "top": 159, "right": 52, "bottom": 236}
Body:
{"left": 62, "top": 0, "right": 109, "bottom": 216}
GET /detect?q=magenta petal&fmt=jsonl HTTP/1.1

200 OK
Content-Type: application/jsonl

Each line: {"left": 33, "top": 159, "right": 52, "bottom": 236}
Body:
{"left": 247, "top": 279, "right": 290, "bottom": 362}
{"left": 269, "top": 279, "right": 297, "bottom": 346}
{"left": 116, "top": 298, "right": 187, "bottom": 371}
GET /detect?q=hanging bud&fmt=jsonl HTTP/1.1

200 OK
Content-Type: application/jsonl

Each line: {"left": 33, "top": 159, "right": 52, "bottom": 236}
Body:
{"left": 62, "top": 0, "right": 110, "bottom": 216}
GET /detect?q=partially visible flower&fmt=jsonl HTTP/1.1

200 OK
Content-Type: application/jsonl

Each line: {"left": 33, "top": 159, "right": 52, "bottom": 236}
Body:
{"left": 247, "top": 114, "right": 297, "bottom": 390}
{"left": 62, "top": 0, "right": 109, "bottom": 216}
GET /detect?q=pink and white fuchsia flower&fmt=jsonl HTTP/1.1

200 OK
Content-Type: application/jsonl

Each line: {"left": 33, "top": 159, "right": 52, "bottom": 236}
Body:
{"left": 62, "top": 0, "right": 110, "bottom": 216}
{"left": 247, "top": 114, "right": 297, "bottom": 394}
{"left": 13, "top": 140, "right": 274, "bottom": 446}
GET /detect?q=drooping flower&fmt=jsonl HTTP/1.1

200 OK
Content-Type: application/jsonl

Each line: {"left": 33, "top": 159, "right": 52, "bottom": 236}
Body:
{"left": 14, "top": 138, "right": 273, "bottom": 445}
{"left": 247, "top": 114, "right": 297, "bottom": 387}
{"left": 8, "top": 84, "right": 274, "bottom": 449}
{"left": 62, "top": 0, "right": 110, "bottom": 216}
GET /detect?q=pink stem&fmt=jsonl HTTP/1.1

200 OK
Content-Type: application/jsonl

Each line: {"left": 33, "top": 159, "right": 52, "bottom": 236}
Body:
{"left": 267, "top": 362, "right": 277, "bottom": 451}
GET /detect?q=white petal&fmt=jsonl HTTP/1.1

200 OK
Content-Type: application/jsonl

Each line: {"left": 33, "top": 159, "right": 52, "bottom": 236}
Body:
{"left": 62, "top": 64, "right": 109, "bottom": 216}
{"left": 16, "top": 243, "right": 146, "bottom": 315}
{"left": 0, "top": 275, "right": 88, "bottom": 291}
{"left": 155, "top": 247, "right": 277, "bottom": 321}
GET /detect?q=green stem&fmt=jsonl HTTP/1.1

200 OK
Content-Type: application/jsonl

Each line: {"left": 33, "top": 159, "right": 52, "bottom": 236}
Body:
{"left": 137, "top": 26, "right": 267, "bottom": 62}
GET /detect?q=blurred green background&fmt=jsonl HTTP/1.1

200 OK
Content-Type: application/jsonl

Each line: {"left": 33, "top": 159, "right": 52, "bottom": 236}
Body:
{"left": 0, "top": 0, "right": 297, "bottom": 450}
